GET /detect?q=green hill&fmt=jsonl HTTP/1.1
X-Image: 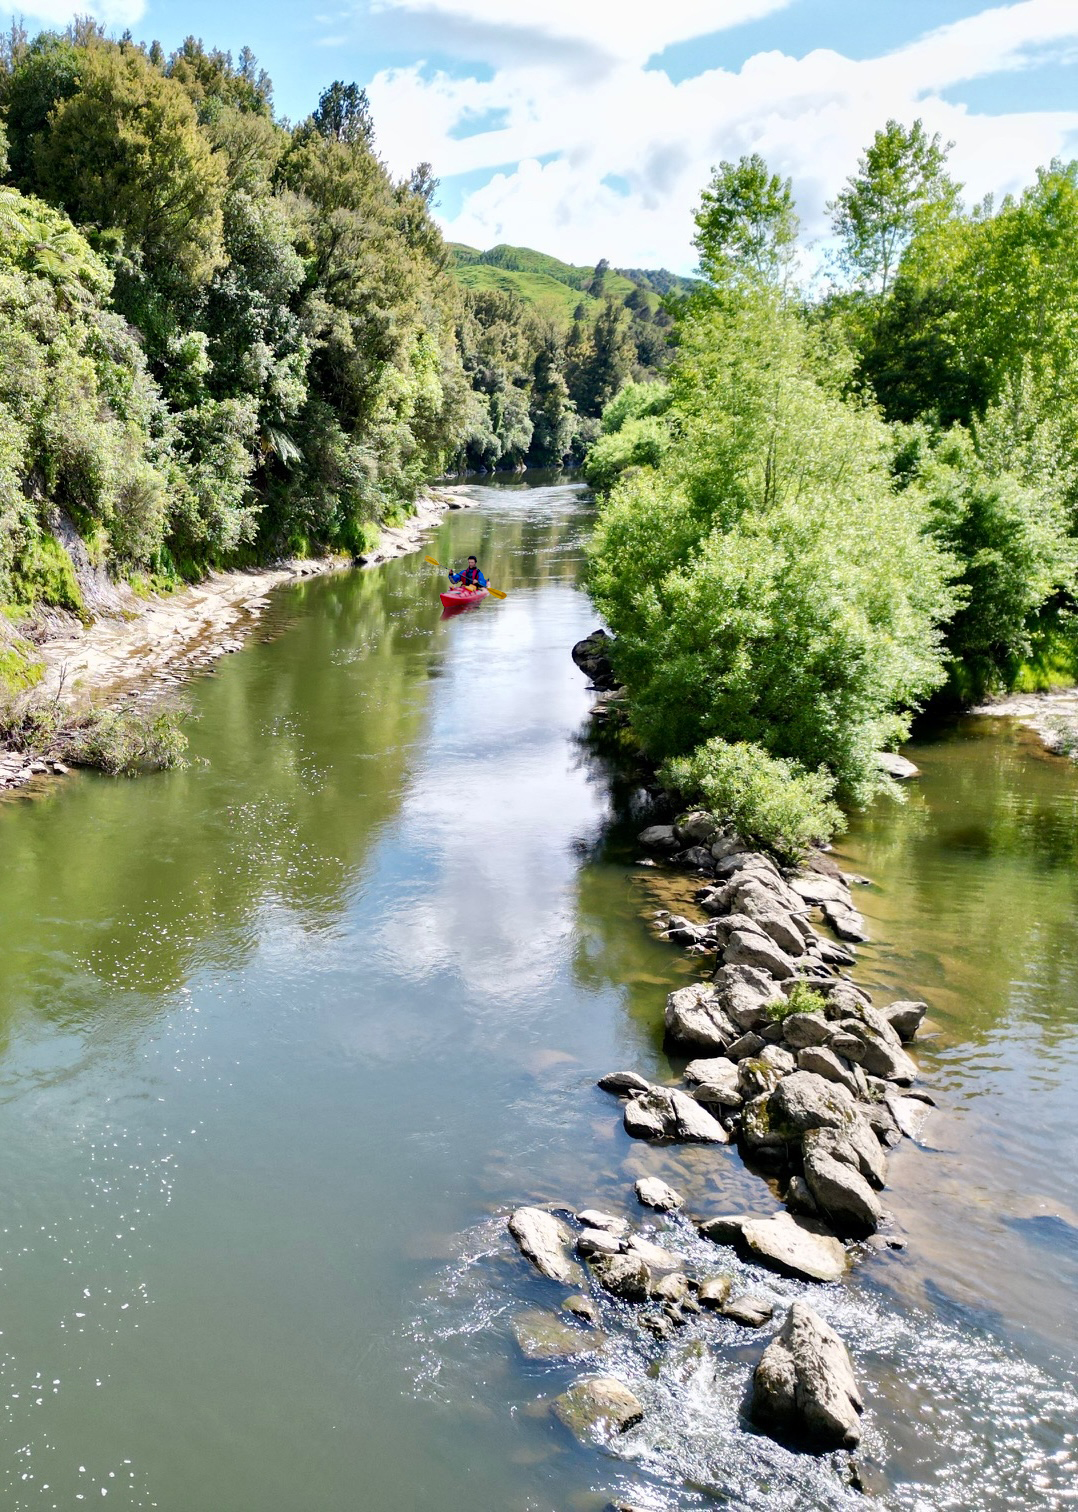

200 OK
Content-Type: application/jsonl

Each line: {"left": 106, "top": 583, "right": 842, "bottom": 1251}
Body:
{"left": 448, "top": 242, "right": 696, "bottom": 326}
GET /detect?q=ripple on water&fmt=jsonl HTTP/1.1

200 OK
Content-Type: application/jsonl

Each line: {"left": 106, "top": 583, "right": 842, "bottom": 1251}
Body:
{"left": 407, "top": 1217, "right": 1078, "bottom": 1511}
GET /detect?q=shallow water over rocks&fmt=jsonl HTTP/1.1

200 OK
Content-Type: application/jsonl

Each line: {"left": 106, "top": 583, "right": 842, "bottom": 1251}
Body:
{"left": 0, "top": 478, "right": 1076, "bottom": 1510}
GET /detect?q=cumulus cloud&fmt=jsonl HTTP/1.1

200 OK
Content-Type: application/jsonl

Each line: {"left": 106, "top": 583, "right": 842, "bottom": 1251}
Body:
{"left": 362, "top": 0, "right": 1078, "bottom": 271}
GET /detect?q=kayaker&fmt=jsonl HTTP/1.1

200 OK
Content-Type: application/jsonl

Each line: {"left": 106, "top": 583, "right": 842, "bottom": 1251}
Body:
{"left": 448, "top": 555, "right": 487, "bottom": 591}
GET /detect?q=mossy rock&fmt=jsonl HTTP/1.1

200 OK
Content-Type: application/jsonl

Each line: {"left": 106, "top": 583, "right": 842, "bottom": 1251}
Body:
{"left": 511, "top": 1309, "right": 602, "bottom": 1361}
{"left": 552, "top": 1377, "right": 644, "bottom": 1442}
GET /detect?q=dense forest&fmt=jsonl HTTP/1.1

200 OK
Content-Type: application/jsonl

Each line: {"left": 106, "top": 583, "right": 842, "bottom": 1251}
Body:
{"left": 588, "top": 127, "right": 1078, "bottom": 856}
{"left": 0, "top": 20, "right": 671, "bottom": 662}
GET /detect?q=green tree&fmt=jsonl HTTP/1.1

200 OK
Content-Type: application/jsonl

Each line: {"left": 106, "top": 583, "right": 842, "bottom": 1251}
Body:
{"left": 829, "top": 119, "right": 959, "bottom": 296}
{"left": 34, "top": 42, "right": 227, "bottom": 284}
{"left": 529, "top": 335, "right": 575, "bottom": 465}
{"left": 311, "top": 80, "right": 374, "bottom": 146}
{"left": 694, "top": 153, "right": 798, "bottom": 289}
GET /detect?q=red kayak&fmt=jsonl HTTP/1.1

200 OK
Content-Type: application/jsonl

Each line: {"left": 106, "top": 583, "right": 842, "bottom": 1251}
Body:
{"left": 439, "top": 587, "right": 489, "bottom": 610}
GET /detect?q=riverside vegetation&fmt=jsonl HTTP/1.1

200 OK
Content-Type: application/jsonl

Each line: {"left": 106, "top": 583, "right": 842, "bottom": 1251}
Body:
{"left": 586, "top": 128, "right": 1078, "bottom": 856}
{"left": 0, "top": 21, "right": 675, "bottom": 769}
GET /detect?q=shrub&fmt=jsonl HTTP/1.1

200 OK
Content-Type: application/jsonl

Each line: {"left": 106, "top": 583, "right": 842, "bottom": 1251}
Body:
{"left": 661, "top": 737, "right": 844, "bottom": 865}
{"left": 583, "top": 415, "right": 670, "bottom": 492}
{"left": 62, "top": 702, "right": 190, "bottom": 775}
{"left": 767, "top": 981, "right": 828, "bottom": 1021}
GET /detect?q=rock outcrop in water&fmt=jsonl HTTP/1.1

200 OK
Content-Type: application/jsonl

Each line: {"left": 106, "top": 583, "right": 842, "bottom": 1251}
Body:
{"left": 751, "top": 1302, "right": 864, "bottom": 1449}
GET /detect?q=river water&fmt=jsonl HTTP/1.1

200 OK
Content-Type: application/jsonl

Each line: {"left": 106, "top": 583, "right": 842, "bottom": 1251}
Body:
{"left": 0, "top": 478, "right": 1075, "bottom": 1511}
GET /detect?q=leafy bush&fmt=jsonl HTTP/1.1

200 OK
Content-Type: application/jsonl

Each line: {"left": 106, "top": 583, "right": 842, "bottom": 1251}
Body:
{"left": 662, "top": 738, "right": 844, "bottom": 865}
{"left": 767, "top": 981, "right": 828, "bottom": 1021}
{"left": 583, "top": 416, "right": 670, "bottom": 492}
{"left": 600, "top": 379, "right": 670, "bottom": 435}
{"left": 63, "top": 703, "right": 190, "bottom": 774}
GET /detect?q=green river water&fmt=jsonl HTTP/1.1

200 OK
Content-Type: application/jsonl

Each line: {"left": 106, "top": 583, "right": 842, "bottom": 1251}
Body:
{"left": 0, "top": 478, "right": 1075, "bottom": 1511}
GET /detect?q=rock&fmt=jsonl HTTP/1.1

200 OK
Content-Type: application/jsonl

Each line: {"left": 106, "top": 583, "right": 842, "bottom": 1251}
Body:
{"left": 640, "top": 1308, "right": 676, "bottom": 1338}
{"left": 553, "top": 1377, "right": 644, "bottom": 1442}
{"left": 508, "top": 1207, "right": 580, "bottom": 1283}
{"left": 664, "top": 982, "right": 738, "bottom": 1052}
{"left": 651, "top": 1272, "right": 690, "bottom": 1305}
{"left": 712, "top": 963, "right": 781, "bottom": 1031}
{"left": 638, "top": 823, "right": 678, "bottom": 851}
{"left": 674, "top": 810, "right": 721, "bottom": 846}
{"left": 624, "top": 1096, "right": 669, "bottom": 1141}
{"left": 738, "top": 1055, "right": 787, "bottom": 1101}
{"left": 785, "top": 1174, "right": 818, "bottom": 1216}
{"left": 635, "top": 1177, "right": 684, "bottom": 1212}
{"left": 684, "top": 1057, "right": 742, "bottom": 1104}
{"left": 726, "top": 1031, "right": 766, "bottom": 1061}
{"left": 834, "top": 1018, "right": 917, "bottom": 1083}
{"left": 674, "top": 846, "right": 715, "bottom": 872}
{"left": 796, "top": 1045, "right": 861, "bottom": 1096}
{"left": 599, "top": 1070, "right": 652, "bottom": 1095}
{"left": 572, "top": 630, "right": 618, "bottom": 691}
{"left": 577, "top": 1227, "right": 624, "bottom": 1258}
{"left": 563, "top": 1295, "right": 600, "bottom": 1326}
{"left": 710, "top": 832, "right": 748, "bottom": 860}
{"left": 882, "top": 1000, "right": 928, "bottom": 1041}
{"left": 663, "top": 913, "right": 710, "bottom": 944}
{"left": 577, "top": 1210, "right": 629, "bottom": 1236}
{"left": 738, "top": 1212, "right": 849, "bottom": 1283}
{"left": 51, "top": 761, "right": 70, "bottom": 776}
{"left": 781, "top": 1013, "right": 833, "bottom": 1050}
{"left": 697, "top": 1274, "right": 733, "bottom": 1308}
{"left": 512, "top": 1309, "right": 598, "bottom": 1359}
{"left": 886, "top": 1092, "right": 932, "bottom": 1140}
{"left": 697, "top": 1215, "right": 749, "bottom": 1246}
{"left": 822, "top": 900, "right": 869, "bottom": 942}
{"left": 768, "top": 1070, "right": 856, "bottom": 1136}
{"left": 668, "top": 1087, "right": 730, "bottom": 1143}
{"left": 723, "top": 1293, "right": 774, "bottom": 1328}
{"left": 751, "top": 1301, "right": 864, "bottom": 1449}
{"left": 590, "top": 1252, "right": 652, "bottom": 1303}
{"left": 817, "top": 979, "right": 873, "bottom": 1016}
{"left": 802, "top": 1130, "right": 883, "bottom": 1237}
{"left": 626, "top": 1235, "right": 684, "bottom": 1273}
{"left": 790, "top": 874, "right": 853, "bottom": 908}
{"left": 876, "top": 750, "right": 920, "bottom": 780}
{"left": 724, "top": 929, "right": 797, "bottom": 980}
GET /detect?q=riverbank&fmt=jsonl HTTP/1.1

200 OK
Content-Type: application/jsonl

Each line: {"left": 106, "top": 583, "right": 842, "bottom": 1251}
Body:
{"left": 0, "top": 486, "right": 472, "bottom": 792}
{"left": 971, "top": 687, "right": 1078, "bottom": 758}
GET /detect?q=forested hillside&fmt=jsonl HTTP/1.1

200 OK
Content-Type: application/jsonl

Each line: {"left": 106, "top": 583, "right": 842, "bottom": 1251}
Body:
{"left": 0, "top": 21, "right": 655, "bottom": 666}
{"left": 588, "top": 132, "right": 1078, "bottom": 857}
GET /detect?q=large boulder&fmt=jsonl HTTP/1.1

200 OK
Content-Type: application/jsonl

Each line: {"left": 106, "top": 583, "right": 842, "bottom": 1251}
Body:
{"left": 781, "top": 1013, "right": 833, "bottom": 1050}
{"left": 571, "top": 629, "right": 617, "bottom": 690}
{"left": 739, "top": 1212, "right": 849, "bottom": 1283}
{"left": 508, "top": 1207, "right": 580, "bottom": 1283}
{"left": 822, "top": 899, "right": 869, "bottom": 943}
{"left": 723, "top": 1293, "right": 774, "bottom": 1328}
{"left": 668, "top": 1086, "right": 730, "bottom": 1143}
{"left": 665, "top": 982, "right": 738, "bottom": 1052}
{"left": 833, "top": 1017, "right": 917, "bottom": 1083}
{"left": 802, "top": 1130, "right": 883, "bottom": 1237}
{"left": 638, "top": 823, "right": 678, "bottom": 851}
{"left": 553, "top": 1377, "right": 644, "bottom": 1442}
{"left": 724, "top": 929, "right": 797, "bottom": 980}
{"left": 796, "top": 1044, "right": 862, "bottom": 1097}
{"left": 712, "top": 963, "right": 779, "bottom": 1031}
{"left": 768, "top": 1070, "right": 857, "bottom": 1137}
{"left": 590, "top": 1251, "right": 652, "bottom": 1302}
{"left": 624, "top": 1094, "right": 669, "bottom": 1140}
{"left": 751, "top": 1302, "right": 864, "bottom": 1449}
{"left": 674, "top": 810, "right": 721, "bottom": 846}
{"left": 684, "top": 1057, "right": 742, "bottom": 1107}
{"left": 882, "top": 1000, "right": 928, "bottom": 1041}
{"left": 598, "top": 1070, "right": 651, "bottom": 1095}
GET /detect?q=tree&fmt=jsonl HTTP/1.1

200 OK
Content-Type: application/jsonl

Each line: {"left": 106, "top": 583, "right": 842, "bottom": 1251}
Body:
{"left": 311, "top": 80, "right": 374, "bottom": 146}
{"left": 529, "top": 336, "right": 575, "bottom": 465}
{"left": 829, "top": 119, "right": 959, "bottom": 296}
{"left": 694, "top": 153, "right": 798, "bottom": 289}
{"left": 34, "top": 42, "right": 227, "bottom": 284}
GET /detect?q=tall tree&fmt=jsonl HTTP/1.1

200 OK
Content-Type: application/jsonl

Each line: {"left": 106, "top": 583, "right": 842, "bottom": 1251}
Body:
{"left": 694, "top": 153, "right": 798, "bottom": 289}
{"left": 311, "top": 80, "right": 374, "bottom": 146}
{"left": 829, "top": 119, "right": 959, "bottom": 296}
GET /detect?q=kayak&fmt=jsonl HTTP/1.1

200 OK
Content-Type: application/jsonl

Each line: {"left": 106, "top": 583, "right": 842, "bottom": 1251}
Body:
{"left": 440, "top": 587, "right": 489, "bottom": 609}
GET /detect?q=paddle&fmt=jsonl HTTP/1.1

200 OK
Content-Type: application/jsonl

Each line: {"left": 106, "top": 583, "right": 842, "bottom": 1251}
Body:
{"left": 424, "top": 555, "right": 506, "bottom": 599}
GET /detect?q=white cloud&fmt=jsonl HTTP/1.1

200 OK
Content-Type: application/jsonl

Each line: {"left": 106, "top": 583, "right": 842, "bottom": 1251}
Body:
{"left": 363, "top": 0, "right": 1078, "bottom": 271}
{"left": 372, "top": 0, "right": 795, "bottom": 64}
{"left": 17, "top": 0, "right": 145, "bottom": 24}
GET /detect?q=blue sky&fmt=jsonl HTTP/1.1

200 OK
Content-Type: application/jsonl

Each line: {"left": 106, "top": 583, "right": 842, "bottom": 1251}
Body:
{"left": 9, "top": 1, "right": 1078, "bottom": 272}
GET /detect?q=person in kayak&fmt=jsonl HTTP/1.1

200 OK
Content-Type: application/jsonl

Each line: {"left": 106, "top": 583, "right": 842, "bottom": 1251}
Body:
{"left": 448, "top": 556, "right": 487, "bottom": 591}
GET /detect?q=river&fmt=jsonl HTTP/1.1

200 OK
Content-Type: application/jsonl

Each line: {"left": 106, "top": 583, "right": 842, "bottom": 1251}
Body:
{"left": 0, "top": 478, "right": 1075, "bottom": 1511}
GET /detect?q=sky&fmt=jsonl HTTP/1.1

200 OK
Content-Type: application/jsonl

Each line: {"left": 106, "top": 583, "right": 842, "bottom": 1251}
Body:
{"left": 6, "top": 0, "right": 1078, "bottom": 273}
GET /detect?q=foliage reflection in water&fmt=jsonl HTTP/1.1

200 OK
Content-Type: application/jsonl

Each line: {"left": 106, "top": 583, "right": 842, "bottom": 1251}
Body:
{"left": 0, "top": 481, "right": 1075, "bottom": 1510}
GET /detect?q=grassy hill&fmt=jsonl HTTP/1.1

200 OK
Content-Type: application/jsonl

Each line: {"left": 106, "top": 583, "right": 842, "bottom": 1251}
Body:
{"left": 448, "top": 242, "right": 698, "bottom": 327}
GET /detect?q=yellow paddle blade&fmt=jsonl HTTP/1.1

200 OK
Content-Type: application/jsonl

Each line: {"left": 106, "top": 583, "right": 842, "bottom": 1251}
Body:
{"left": 486, "top": 586, "right": 507, "bottom": 600}
{"left": 424, "top": 555, "right": 442, "bottom": 568}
